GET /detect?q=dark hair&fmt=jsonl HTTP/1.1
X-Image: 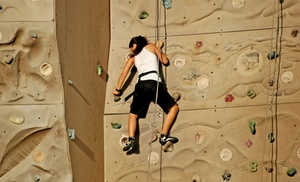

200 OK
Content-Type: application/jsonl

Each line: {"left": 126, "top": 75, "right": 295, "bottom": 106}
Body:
{"left": 128, "top": 36, "right": 148, "bottom": 56}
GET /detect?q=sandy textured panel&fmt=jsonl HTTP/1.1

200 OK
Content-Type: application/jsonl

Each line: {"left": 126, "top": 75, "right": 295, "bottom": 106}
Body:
{"left": 165, "top": 27, "right": 300, "bottom": 110}
{"left": 0, "top": 0, "right": 53, "bottom": 22}
{"left": 0, "top": 22, "right": 63, "bottom": 104}
{"left": 111, "top": 0, "right": 300, "bottom": 39}
{"left": 0, "top": 105, "right": 71, "bottom": 181}
{"left": 105, "top": 27, "right": 300, "bottom": 113}
{"left": 104, "top": 103, "right": 300, "bottom": 182}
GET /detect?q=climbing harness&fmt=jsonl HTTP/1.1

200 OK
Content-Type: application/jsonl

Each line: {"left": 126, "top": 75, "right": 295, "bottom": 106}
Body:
{"left": 124, "top": 70, "right": 158, "bottom": 102}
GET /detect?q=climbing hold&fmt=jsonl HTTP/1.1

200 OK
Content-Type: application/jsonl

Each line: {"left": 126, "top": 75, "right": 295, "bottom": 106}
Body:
{"left": 174, "top": 55, "right": 187, "bottom": 68}
{"left": 111, "top": 122, "right": 122, "bottom": 129}
{"left": 34, "top": 175, "right": 41, "bottom": 182}
{"left": 194, "top": 132, "right": 205, "bottom": 144}
{"left": 195, "top": 41, "right": 203, "bottom": 48}
{"left": 249, "top": 120, "right": 256, "bottom": 135}
{"left": 281, "top": 71, "right": 293, "bottom": 83}
{"left": 192, "top": 175, "right": 202, "bottom": 182}
{"left": 172, "top": 93, "right": 181, "bottom": 102}
{"left": 162, "top": 0, "right": 172, "bottom": 9}
{"left": 97, "top": 65, "right": 103, "bottom": 76}
{"left": 297, "top": 148, "right": 300, "bottom": 159}
{"left": 247, "top": 89, "right": 256, "bottom": 99}
{"left": 147, "top": 152, "right": 159, "bottom": 164}
{"left": 267, "top": 51, "right": 279, "bottom": 60}
{"left": 9, "top": 115, "right": 25, "bottom": 124}
{"left": 268, "top": 133, "right": 275, "bottom": 143}
{"left": 162, "top": 141, "right": 174, "bottom": 152}
{"left": 291, "top": 29, "right": 299, "bottom": 37}
{"left": 68, "top": 80, "right": 73, "bottom": 85}
{"left": 139, "top": 11, "right": 149, "bottom": 19}
{"left": 245, "top": 139, "right": 253, "bottom": 148}
{"left": 2, "top": 54, "right": 13, "bottom": 64}
{"left": 40, "top": 63, "right": 53, "bottom": 76}
{"left": 287, "top": 167, "right": 297, "bottom": 177}
{"left": 114, "top": 95, "right": 121, "bottom": 102}
{"left": 33, "top": 150, "right": 45, "bottom": 163}
{"left": 265, "top": 166, "right": 273, "bottom": 173}
{"left": 68, "top": 128, "right": 75, "bottom": 139}
{"left": 31, "top": 33, "right": 38, "bottom": 39}
{"left": 220, "top": 148, "right": 232, "bottom": 161}
{"left": 120, "top": 135, "right": 128, "bottom": 147}
{"left": 225, "top": 94, "right": 234, "bottom": 102}
{"left": 249, "top": 161, "right": 258, "bottom": 172}
{"left": 232, "top": 0, "right": 245, "bottom": 8}
{"left": 269, "top": 80, "right": 274, "bottom": 87}
{"left": 221, "top": 170, "right": 231, "bottom": 181}
{"left": 197, "top": 77, "right": 210, "bottom": 90}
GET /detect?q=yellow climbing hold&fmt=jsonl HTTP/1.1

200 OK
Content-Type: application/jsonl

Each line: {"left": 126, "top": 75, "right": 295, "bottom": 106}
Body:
{"left": 9, "top": 115, "right": 25, "bottom": 124}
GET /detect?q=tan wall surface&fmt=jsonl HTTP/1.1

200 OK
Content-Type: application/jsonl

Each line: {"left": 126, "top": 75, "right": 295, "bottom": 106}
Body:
{"left": 0, "top": 1, "right": 72, "bottom": 181}
{"left": 56, "top": 0, "right": 110, "bottom": 182}
{"left": 105, "top": 0, "right": 300, "bottom": 182}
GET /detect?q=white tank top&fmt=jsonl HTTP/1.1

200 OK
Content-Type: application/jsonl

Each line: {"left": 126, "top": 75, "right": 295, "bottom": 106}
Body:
{"left": 134, "top": 46, "right": 161, "bottom": 82}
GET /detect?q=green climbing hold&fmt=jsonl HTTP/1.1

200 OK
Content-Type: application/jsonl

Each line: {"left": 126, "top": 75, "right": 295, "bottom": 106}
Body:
{"left": 287, "top": 167, "right": 297, "bottom": 177}
{"left": 249, "top": 161, "right": 258, "bottom": 172}
{"left": 111, "top": 122, "right": 122, "bottom": 129}
{"left": 249, "top": 120, "right": 256, "bottom": 135}
{"left": 267, "top": 51, "right": 279, "bottom": 60}
{"left": 247, "top": 89, "right": 256, "bottom": 99}
{"left": 139, "top": 11, "right": 149, "bottom": 19}
{"left": 268, "top": 133, "right": 275, "bottom": 143}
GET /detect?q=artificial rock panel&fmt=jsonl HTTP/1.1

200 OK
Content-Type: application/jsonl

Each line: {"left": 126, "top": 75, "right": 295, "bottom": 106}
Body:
{"left": 105, "top": 0, "right": 300, "bottom": 181}
{"left": 105, "top": 103, "right": 300, "bottom": 182}
{"left": 0, "top": 1, "right": 72, "bottom": 181}
{"left": 111, "top": 0, "right": 300, "bottom": 39}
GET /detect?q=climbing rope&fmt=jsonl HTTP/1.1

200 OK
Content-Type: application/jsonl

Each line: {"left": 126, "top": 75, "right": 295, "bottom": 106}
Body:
{"left": 147, "top": 1, "right": 168, "bottom": 182}
{"left": 261, "top": 1, "right": 284, "bottom": 182}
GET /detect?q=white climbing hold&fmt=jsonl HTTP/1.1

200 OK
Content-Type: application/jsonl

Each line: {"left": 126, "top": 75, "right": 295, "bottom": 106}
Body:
{"left": 220, "top": 148, "right": 232, "bottom": 161}
{"left": 281, "top": 71, "right": 293, "bottom": 83}
{"left": 232, "top": 0, "right": 245, "bottom": 8}
{"left": 148, "top": 152, "right": 159, "bottom": 164}
{"left": 197, "top": 77, "right": 210, "bottom": 90}
{"left": 40, "top": 63, "right": 53, "bottom": 76}
{"left": 174, "top": 56, "right": 186, "bottom": 68}
{"left": 9, "top": 115, "right": 25, "bottom": 124}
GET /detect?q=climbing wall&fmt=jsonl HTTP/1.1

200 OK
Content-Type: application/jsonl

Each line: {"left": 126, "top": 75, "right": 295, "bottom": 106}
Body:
{"left": 0, "top": 1, "right": 72, "bottom": 182}
{"left": 105, "top": 0, "right": 300, "bottom": 181}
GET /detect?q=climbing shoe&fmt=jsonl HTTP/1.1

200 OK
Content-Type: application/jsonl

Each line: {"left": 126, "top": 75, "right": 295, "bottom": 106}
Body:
{"left": 123, "top": 137, "right": 135, "bottom": 151}
{"left": 159, "top": 134, "right": 178, "bottom": 146}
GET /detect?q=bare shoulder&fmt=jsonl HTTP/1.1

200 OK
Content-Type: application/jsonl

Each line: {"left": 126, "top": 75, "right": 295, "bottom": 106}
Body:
{"left": 146, "top": 43, "right": 157, "bottom": 53}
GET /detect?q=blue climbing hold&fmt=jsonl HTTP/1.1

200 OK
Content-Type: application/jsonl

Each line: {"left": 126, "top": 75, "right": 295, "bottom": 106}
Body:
{"left": 162, "top": 0, "right": 172, "bottom": 9}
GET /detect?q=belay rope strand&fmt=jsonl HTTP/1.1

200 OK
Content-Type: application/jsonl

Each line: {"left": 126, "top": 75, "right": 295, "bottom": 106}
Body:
{"left": 261, "top": 1, "right": 284, "bottom": 182}
{"left": 147, "top": 0, "right": 168, "bottom": 182}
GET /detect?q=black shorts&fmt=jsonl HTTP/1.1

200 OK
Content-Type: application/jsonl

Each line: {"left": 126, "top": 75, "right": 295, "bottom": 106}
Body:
{"left": 130, "top": 80, "right": 177, "bottom": 118}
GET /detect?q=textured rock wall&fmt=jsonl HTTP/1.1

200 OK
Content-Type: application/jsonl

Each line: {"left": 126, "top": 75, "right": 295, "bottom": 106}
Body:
{"left": 0, "top": 1, "right": 72, "bottom": 181}
{"left": 105, "top": 0, "right": 300, "bottom": 182}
